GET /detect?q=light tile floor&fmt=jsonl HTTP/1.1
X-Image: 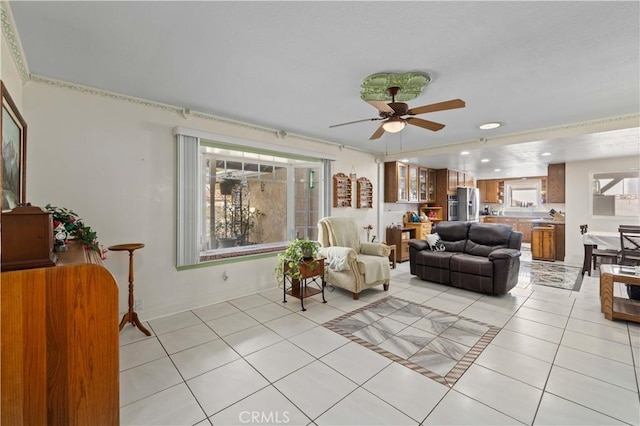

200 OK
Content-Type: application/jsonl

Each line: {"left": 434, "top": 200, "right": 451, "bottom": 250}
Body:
{"left": 120, "top": 257, "right": 640, "bottom": 425}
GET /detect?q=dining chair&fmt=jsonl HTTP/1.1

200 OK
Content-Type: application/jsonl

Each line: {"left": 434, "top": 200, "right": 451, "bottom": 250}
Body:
{"left": 619, "top": 225, "right": 640, "bottom": 266}
{"left": 580, "top": 224, "right": 620, "bottom": 274}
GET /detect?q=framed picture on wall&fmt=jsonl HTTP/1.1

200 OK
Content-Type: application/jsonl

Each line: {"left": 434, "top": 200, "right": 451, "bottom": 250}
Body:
{"left": 1, "top": 80, "right": 28, "bottom": 211}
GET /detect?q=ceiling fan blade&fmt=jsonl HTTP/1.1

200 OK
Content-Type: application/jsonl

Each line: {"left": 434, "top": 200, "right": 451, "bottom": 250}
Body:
{"left": 366, "top": 100, "right": 394, "bottom": 114}
{"left": 329, "top": 117, "right": 382, "bottom": 128}
{"left": 407, "top": 99, "right": 466, "bottom": 116}
{"left": 369, "top": 125, "right": 386, "bottom": 140}
{"left": 406, "top": 117, "right": 446, "bottom": 132}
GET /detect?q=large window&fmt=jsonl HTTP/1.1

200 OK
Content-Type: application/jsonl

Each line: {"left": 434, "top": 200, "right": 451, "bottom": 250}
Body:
{"left": 176, "top": 129, "right": 330, "bottom": 267}
{"left": 591, "top": 171, "right": 639, "bottom": 217}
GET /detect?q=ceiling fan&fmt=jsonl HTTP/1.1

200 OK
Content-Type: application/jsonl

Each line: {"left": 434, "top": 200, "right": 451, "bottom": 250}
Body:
{"left": 329, "top": 87, "right": 466, "bottom": 140}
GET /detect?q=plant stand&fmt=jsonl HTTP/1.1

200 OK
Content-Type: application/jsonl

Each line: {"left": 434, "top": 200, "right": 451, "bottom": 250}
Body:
{"left": 108, "top": 243, "right": 151, "bottom": 336}
{"left": 282, "top": 258, "right": 326, "bottom": 311}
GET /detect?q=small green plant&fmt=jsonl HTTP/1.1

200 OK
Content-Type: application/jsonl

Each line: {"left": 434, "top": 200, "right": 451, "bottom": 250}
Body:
{"left": 45, "top": 204, "right": 104, "bottom": 256}
{"left": 274, "top": 237, "right": 320, "bottom": 282}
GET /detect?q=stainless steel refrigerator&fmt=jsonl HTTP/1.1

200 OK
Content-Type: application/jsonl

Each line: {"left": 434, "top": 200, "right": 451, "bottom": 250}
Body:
{"left": 457, "top": 187, "right": 479, "bottom": 222}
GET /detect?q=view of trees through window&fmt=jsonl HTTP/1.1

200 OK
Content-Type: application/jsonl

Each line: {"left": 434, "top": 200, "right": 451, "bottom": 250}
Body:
{"left": 202, "top": 148, "right": 322, "bottom": 254}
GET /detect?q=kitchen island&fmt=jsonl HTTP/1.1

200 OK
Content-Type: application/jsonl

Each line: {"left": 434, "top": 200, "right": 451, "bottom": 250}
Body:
{"left": 479, "top": 216, "right": 565, "bottom": 261}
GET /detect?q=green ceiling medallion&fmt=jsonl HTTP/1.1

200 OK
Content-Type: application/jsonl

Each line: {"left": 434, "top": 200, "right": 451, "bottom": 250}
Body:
{"left": 360, "top": 72, "right": 431, "bottom": 102}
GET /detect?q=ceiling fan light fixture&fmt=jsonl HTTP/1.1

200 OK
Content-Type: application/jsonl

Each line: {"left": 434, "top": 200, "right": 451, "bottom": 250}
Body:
{"left": 382, "top": 118, "right": 406, "bottom": 133}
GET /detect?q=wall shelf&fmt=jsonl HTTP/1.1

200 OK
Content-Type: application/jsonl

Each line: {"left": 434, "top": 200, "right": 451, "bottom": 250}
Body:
{"left": 356, "top": 177, "right": 373, "bottom": 209}
{"left": 333, "top": 173, "right": 352, "bottom": 208}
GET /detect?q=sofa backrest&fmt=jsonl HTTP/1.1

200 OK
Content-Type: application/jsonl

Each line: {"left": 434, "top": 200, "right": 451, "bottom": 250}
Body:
{"left": 434, "top": 221, "right": 470, "bottom": 252}
{"left": 465, "top": 222, "right": 522, "bottom": 256}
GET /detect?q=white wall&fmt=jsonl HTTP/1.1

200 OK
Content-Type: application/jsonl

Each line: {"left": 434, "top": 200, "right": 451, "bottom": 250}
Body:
{"left": 1, "top": 33, "right": 23, "bottom": 109}
{"left": 564, "top": 156, "right": 640, "bottom": 266}
{"left": 22, "top": 82, "right": 379, "bottom": 320}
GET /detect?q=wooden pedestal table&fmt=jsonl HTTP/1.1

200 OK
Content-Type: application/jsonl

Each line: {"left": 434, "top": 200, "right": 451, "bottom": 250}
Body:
{"left": 599, "top": 264, "right": 640, "bottom": 323}
{"left": 108, "top": 243, "right": 151, "bottom": 335}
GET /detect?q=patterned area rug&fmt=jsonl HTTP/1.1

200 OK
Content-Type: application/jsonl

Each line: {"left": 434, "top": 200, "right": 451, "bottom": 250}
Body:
{"left": 519, "top": 261, "right": 584, "bottom": 291}
{"left": 323, "top": 296, "right": 500, "bottom": 387}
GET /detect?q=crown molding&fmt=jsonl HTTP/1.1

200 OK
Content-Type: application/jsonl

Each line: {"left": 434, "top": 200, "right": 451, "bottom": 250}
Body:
{"left": 1, "top": 1, "right": 30, "bottom": 81}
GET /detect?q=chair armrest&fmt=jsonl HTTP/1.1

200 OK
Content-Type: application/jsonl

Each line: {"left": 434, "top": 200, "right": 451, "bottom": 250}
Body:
{"left": 318, "top": 246, "right": 358, "bottom": 271}
{"left": 409, "top": 240, "right": 430, "bottom": 252}
{"left": 488, "top": 248, "right": 521, "bottom": 260}
{"left": 360, "top": 242, "right": 391, "bottom": 257}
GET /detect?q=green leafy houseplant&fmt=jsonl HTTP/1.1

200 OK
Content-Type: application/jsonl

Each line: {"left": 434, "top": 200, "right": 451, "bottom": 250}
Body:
{"left": 45, "top": 204, "right": 105, "bottom": 256}
{"left": 275, "top": 238, "right": 320, "bottom": 282}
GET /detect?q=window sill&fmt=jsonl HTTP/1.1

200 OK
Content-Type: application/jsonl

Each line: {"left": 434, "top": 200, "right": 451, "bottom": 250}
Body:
{"left": 199, "top": 242, "right": 286, "bottom": 262}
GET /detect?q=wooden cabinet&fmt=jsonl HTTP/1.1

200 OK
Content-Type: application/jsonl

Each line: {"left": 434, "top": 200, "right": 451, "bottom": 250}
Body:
{"left": 479, "top": 216, "right": 533, "bottom": 243}
{"left": 420, "top": 206, "right": 444, "bottom": 223}
{"left": 447, "top": 169, "right": 458, "bottom": 193}
{"left": 462, "top": 171, "right": 474, "bottom": 187}
{"left": 477, "top": 180, "right": 500, "bottom": 203}
{"left": 418, "top": 168, "right": 428, "bottom": 202}
{"left": 384, "top": 162, "right": 409, "bottom": 202}
{"left": 518, "top": 221, "right": 533, "bottom": 243}
{"left": 408, "top": 166, "right": 419, "bottom": 202}
{"left": 1, "top": 242, "right": 119, "bottom": 425}
{"left": 386, "top": 227, "right": 417, "bottom": 262}
{"left": 404, "top": 222, "right": 432, "bottom": 240}
{"left": 532, "top": 225, "right": 556, "bottom": 261}
{"left": 333, "top": 172, "right": 352, "bottom": 207}
{"left": 428, "top": 169, "right": 437, "bottom": 202}
{"left": 547, "top": 163, "right": 565, "bottom": 203}
{"left": 356, "top": 177, "right": 373, "bottom": 209}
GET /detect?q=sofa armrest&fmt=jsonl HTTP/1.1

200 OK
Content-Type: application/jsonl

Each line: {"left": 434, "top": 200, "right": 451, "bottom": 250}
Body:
{"left": 409, "top": 240, "right": 430, "bottom": 252}
{"left": 488, "top": 248, "right": 521, "bottom": 261}
{"left": 360, "top": 242, "right": 391, "bottom": 257}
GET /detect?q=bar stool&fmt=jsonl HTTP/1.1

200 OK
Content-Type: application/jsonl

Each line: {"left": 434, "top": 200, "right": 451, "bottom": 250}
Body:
{"left": 108, "top": 243, "right": 150, "bottom": 336}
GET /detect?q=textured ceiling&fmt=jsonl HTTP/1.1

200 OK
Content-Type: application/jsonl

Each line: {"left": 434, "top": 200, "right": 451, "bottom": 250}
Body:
{"left": 7, "top": 1, "right": 640, "bottom": 178}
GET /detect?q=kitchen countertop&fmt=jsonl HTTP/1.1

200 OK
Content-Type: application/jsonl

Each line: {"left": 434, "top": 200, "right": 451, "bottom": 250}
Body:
{"left": 480, "top": 215, "right": 565, "bottom": 224}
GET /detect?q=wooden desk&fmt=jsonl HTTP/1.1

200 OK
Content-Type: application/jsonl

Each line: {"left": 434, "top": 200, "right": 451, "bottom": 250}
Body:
{"left": 599, "top": 264, "right": 640, "bottom": 323}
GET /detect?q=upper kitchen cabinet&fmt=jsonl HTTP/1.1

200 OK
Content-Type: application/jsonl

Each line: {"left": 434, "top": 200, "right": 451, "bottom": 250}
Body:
{"left": 408, "top": 166, "right": 419, "bottom": 202}
{"left": 547, "top": 163, "right": 566, "bottom": 203}
{"left": 384, "top": 161, "right": 409, "bottom": 202}
{"left": 428, "top": 169, "right": 437, "bottom": 202}
{"left": 418, "top": 168, "right": 428, "bottom": 202}
{"left": 477, "top": 179, "right": 500, "bottom": 203}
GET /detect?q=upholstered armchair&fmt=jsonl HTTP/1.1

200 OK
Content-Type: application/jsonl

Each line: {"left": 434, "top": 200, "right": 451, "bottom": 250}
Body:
{"left": 317, "top": 217, "right": 391, "bottom": 300}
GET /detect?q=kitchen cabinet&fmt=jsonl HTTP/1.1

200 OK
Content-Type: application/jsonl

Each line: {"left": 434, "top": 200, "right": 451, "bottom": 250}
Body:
{"left": 447, "top": 170, "right": 458, "bottom": 193}
{"left": 532, "top": 225, "right": 556, "bottom": 261}
{"left": 428, "top": 169, "right": 437, "bottom": 202}
{"left": 384, "top": 162, "right": 409, "bottom": 202}
{"left": 420, "top": 206, "right": 444, "bottom": 223}
{"left": 408, "top": 166, "right": 419, "bottom": 202}
{"left": 479, "top": 216, "right": 533, "bottom": 243}
{"left": 418, "top": 168, "right": 428, "bottom": 202}
{"left": 547, "top": 163, "right": 565, "bottom": 203}
{"left": 477, "top": 180, "right": 500, "bottom": 203}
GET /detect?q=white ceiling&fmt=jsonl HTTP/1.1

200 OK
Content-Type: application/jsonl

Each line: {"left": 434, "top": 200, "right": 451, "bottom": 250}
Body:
{"left": 7, "top": 1, "right": 640, "bottom": 179}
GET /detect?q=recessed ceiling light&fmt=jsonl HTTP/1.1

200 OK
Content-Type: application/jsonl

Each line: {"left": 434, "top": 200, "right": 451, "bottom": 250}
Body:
{"left": 541, "top": 152, "right": 551, "bottom": 156}
{"left": 481, "top": 159, "right": 490, "bottom": 163}
{"left": 479, "top": 122, "right": 501, "bottom": 130}
{"left": 460, "top": 151, "right": 470, "bottom": 155}
{"left": 494, "top": 168, "right": 502, "bottom": 172}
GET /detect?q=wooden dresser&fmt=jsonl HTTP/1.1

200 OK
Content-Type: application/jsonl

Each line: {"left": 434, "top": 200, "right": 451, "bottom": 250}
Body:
{"left": 1, "top": 242, "right": 119, "bottom": 425}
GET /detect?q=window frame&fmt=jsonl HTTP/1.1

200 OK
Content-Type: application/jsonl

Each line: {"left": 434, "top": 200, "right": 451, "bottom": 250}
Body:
{"left": 174, "top": 127, "right": 334, "bottom": 268}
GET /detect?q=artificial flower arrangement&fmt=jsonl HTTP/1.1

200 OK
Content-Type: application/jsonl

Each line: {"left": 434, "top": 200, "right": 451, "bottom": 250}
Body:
{"left": 45, "top": 204, "right": 107, "bottom": 258}
{"left": 363, "top": 224, "right": 375, "bottom": 243}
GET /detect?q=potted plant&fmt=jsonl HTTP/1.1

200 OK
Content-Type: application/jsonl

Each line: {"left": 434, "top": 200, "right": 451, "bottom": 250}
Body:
{"left": 44, "top": 204, "right": 106, "bottom": 258}
{"left": 275, "top": 237, "right": 320, "bottom": 282}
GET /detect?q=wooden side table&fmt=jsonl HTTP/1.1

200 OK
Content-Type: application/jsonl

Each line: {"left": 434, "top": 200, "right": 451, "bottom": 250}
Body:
{"left": 282, "top": 258, "right": 326, "bottom": 311}
{"left": 108, "top": 243, "right": 151, "bottom": 335}
{"left": 599, "top": 264, "right": 640, "bottom": 323}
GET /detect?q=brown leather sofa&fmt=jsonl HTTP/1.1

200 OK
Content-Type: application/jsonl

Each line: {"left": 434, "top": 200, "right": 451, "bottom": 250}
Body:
{"left": 409, "top": 221, "right": 522, "bottom": 295}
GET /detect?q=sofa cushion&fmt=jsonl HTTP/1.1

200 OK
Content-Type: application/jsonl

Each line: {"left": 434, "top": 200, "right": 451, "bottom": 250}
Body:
{"left": 464, "top": 223, "right": 513, "bottom": 257}
{"left": 450, "top": 253, "right": 493, "bottom": 277}
{"left": 415, "top": 250, "right": 458, "bottom": 268}
{"left": 425, "top": 233, "right": 446, "bottom": 251}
